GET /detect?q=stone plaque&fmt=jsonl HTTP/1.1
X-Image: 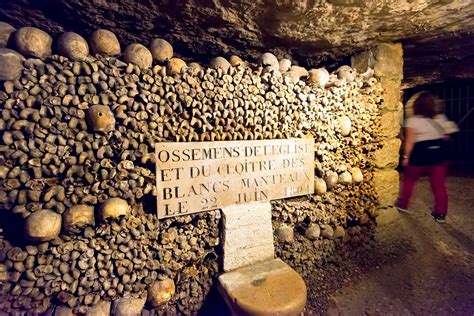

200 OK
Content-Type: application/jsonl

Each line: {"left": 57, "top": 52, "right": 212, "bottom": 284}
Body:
{"left": 155, "top": 138, "right": 314, "bottom": 219}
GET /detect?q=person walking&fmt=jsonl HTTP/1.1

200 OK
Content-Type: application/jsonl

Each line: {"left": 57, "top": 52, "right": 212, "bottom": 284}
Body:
{"left": 396, "top": 91, "right": 458, "bottom": 223}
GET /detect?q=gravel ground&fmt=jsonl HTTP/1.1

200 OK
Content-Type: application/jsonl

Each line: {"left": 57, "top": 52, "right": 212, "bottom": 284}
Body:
{"left": 324, "top": 176, "right": 474, "bottom": 315}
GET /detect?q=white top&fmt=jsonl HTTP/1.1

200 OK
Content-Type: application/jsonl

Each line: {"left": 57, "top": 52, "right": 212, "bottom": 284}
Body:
{"left": 405, "top": 114, "right": 451, "bottom": 142}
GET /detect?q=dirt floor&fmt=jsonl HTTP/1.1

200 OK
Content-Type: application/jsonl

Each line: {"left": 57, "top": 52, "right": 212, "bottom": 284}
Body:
{"left": 324, "top": 177, "right": 474, "bottom": 315}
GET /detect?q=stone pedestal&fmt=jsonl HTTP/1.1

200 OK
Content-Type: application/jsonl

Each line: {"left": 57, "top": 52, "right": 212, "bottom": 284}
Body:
{"left": 218, "top": 259, "right": 307, "bottom": 316}
{"left": 219, "top": 202, "right": 307, "bottom": 315}
{"left": 221, "top": 202, "right": 274, "bottom": 272}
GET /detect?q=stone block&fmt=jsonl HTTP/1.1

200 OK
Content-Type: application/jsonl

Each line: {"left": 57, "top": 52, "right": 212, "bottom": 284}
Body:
{"left": 222, "top": 203, "right": 272, "bottom": 230}
{"left": 218, "top": 259, "right": 307, "bottom": 316}
{"left": 374, "top": 43, "right": 403, "bottom": 80}
{"left": 380, "top": 78, "right": 402, "bottom": 111}
{"left": 374, "top": 138, "right": 402, "bottom": 169}
{"left": 224, "top": 227, "right": 273, "bottom": 250}
{"left": 373, "top": 169, "right": 399, "bottom": 207}
{"left": 224, "top": 244, "right": 275, "bottom": 272}
{"left": 351, "top": 49, "right": 375, "bottom": 73}
{"left": 221, "top": 202, "right": 274, "bottom": 272}
{"left": 379, "top": 110, "right": 402, "bottom": 139}
{"left": 376, "top": 207, "right": 400, "bottom": 226}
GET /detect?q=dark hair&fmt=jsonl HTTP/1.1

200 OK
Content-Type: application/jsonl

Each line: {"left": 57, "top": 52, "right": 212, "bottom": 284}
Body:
{"left": 412, "top": 92, "right": 442, "bottom": 118}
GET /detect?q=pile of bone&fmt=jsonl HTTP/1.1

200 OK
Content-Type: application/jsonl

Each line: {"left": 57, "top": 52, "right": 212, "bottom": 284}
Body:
{"left": 272, "top": 196, "right": 377, "bottom": 276}
{"left": 0, "top": 23, "right": 384, "bottom": 314}
{"left": 274, "top": 220, "right": 375, "bottom": 277}
{"left": 0, "top": 205, "right": 220, "bottom": 314}
{"left": 0, "top": 24, "right": 382, "bottom": 216}
{"left": 270, "top": 175, "right": 379, "bottom": 277}
{"left": 272, "top": 175, "right": 378, "bottom": 226}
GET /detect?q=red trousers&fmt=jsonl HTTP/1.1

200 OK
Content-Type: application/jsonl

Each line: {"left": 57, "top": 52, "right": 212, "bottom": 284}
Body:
{"left": 398, "top": 163, "right": 448, "bottom": 216}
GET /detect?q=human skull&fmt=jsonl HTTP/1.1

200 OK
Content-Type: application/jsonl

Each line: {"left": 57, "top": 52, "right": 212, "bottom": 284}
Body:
{"left": 57, "top": 32, "right": 89, "bottom": 61}
{"left": 149, "top": 38, "right": 173, "bottom": 63}
{"left": 24, "top": 210, "right": 61, "bottom": 242}
{"left": 124, "top": 43, "right": 153, "bottom": 69}
{"left": 86, "top": 105, "right": 115, "bottom": 133}
{"left": 14, "top": 27, "right": 52, "bottom": 58}
{"left": 89, "top": 29, "right": 121, "bottom": 56}
{"left": 308, "top": 68, "right": 329, "bottom": 88}
{"left": 99, "top": 198, "right": 130, "bottom": 220}
{"left": 63, "top": 204, "right": 95, "bottom": 233}
{"left": 167, "top": 58, "right": 186, "bottom": 75}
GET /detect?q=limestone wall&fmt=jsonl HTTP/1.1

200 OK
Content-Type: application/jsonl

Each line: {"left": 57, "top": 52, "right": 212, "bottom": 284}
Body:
{"left": 0, "top": 25, "right": 400, "bottom": 314}
{"left": 352, "top": 43, "right": 403, "bottom": 225}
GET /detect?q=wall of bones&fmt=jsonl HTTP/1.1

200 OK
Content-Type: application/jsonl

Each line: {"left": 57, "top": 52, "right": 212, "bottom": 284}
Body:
{"left": 0, "top": 25, "right": 401, "bottom": 314}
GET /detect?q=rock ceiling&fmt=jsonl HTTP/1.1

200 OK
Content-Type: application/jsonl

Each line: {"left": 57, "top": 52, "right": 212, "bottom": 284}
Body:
{"left": 1, "top": 0, "right": 474, "bottom": 88}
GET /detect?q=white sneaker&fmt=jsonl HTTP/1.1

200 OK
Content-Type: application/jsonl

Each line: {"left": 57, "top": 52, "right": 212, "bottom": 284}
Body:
{"left": 432, "top": 214, "right": 446, "bottom": 223}
{"left": 395, "top": 205, "right": 413, "bottom": 214}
